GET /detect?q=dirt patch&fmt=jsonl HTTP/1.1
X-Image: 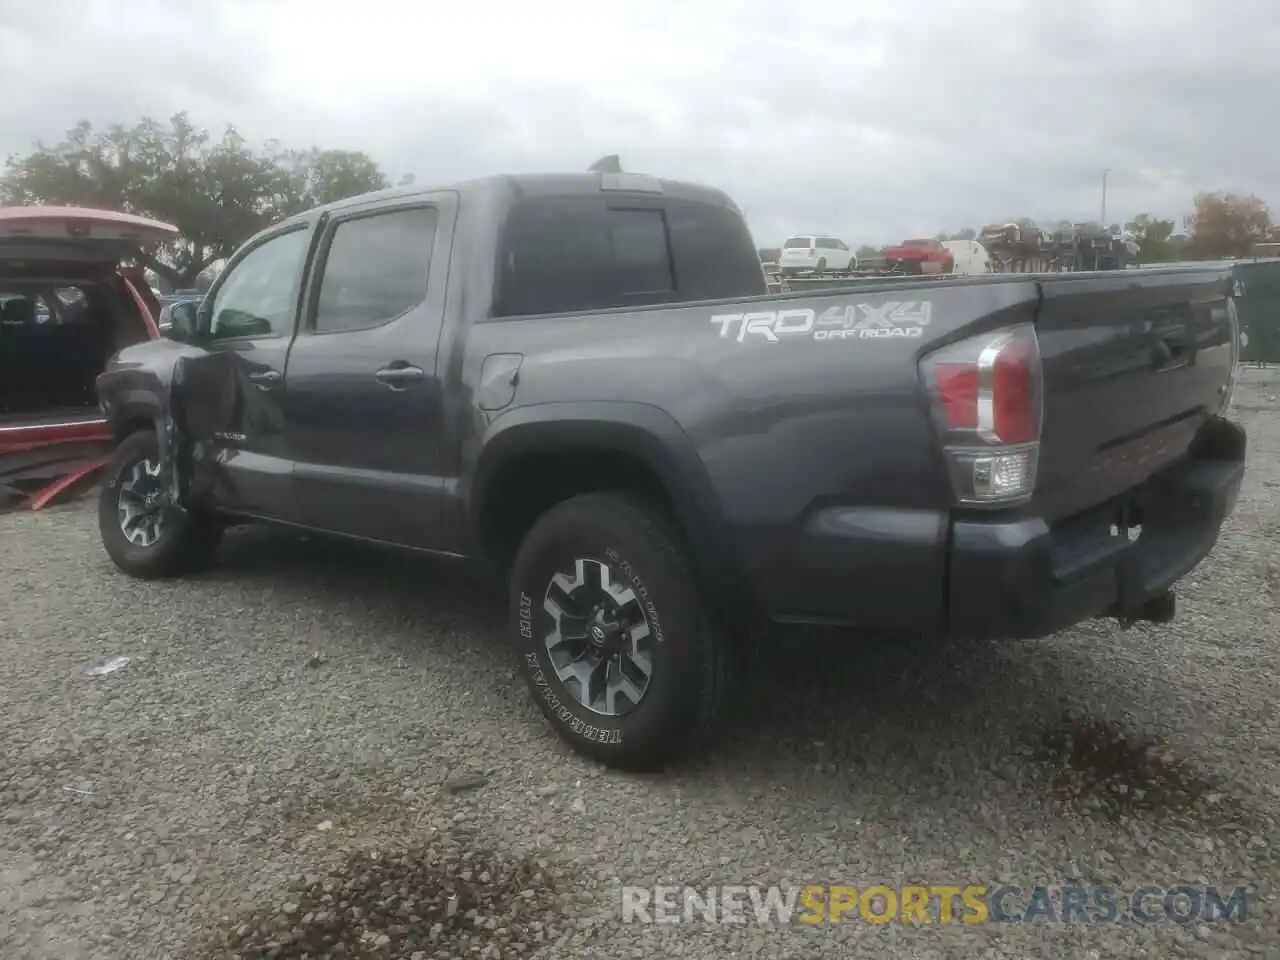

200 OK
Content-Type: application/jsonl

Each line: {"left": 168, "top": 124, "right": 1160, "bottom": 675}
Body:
{"left": 1260, "top": 561, "right": 1280, "bottom": 595}
{"left": 197, "top": 845, "right": 564, "bottom": 959}
{"left": 1035, "top": 717, "right": 1224, "bottom": 820}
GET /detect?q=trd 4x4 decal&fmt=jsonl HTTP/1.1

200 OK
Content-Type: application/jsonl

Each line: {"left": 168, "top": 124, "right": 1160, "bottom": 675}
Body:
{"left": 710, "top": 301, "right": 933, "bottom": 343}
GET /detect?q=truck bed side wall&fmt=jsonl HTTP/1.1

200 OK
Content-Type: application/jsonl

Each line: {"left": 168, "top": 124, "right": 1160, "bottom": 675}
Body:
{"left": 460, "top": 278, "right": 1045, "bottom": 632}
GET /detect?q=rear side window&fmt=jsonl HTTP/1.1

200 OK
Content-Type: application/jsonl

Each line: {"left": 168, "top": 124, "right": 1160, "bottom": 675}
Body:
{"left": 665, "top": 199, "right": 767, "bottom": 301}
{"left": 783, "top": 238, "right": 811, "bottom": 248}
{"left": 815, "top": 238, "right": 837, "bottom": 249}
{"left": 497, "top": 199, "right": 675, "bottom": 317}
{"left": 313, "top": 207, "right": 437, "bottom": 334}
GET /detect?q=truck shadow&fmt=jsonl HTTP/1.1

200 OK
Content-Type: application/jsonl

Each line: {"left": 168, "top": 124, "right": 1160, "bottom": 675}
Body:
{"left": 202, "top": 524, "right": 1233, "bottom": 830}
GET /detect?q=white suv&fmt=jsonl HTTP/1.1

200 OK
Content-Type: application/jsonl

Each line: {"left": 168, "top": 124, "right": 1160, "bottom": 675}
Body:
{"left": 778, "top": 235, "right": 857, "bottom": 276}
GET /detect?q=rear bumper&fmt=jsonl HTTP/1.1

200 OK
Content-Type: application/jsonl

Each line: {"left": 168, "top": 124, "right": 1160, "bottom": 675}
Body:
{"left": 767, "top": 418, "right": 1246, "bottom": 639}
{"left": 948, "top": 433, "right": 1243, "bottom": 638}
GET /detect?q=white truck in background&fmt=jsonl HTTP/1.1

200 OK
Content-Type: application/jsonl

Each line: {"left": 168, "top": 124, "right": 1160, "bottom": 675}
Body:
{"left": 942, "top": 239, "right": 993, "bottom": 276}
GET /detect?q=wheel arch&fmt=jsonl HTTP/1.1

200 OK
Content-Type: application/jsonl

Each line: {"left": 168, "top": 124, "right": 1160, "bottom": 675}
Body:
{"left": 470, "top": 402, "right": 754, "bottom": 621}
{"left": 104, "top": 391, "right": 163, "bottom": 444}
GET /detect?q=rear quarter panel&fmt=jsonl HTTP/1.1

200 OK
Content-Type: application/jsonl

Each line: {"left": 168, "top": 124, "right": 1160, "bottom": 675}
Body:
{"left": 463, "top": 278, "right": 1043, "bottom": 622}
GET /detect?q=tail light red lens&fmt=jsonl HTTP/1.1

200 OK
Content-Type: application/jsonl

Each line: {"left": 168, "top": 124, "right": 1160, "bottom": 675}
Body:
{"left": 921, "top": 324, "right": 1043, "bottom": 505}
{"left": 991, "top": 334, "right": 1038, "bottom": 443}
{"left": 934, "top": 364, "right": 979, "bottom": 429}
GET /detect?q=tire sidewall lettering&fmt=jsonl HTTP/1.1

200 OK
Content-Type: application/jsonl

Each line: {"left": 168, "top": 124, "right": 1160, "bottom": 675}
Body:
{"left": 604, "top": 546, "right": 665, "bottom": 645}
{"left": 518, "top": 591, "right": 534, "bottom": 639}
{"left": 522, "top": 650, "right": 623, "bottom": 746}
{"left": 514, "top": 503, "right": 706, "bottom": 761}
{"left": 518, "top": 544, "right": 667, "bottom": 749}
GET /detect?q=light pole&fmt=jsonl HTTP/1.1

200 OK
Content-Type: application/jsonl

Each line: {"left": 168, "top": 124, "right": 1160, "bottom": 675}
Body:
{"left": 1101, "top": 168, "right": 1110, "bottom": 228}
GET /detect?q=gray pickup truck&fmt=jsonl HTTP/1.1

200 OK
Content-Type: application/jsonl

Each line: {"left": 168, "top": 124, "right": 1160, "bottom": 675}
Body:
{"left": 95, "top": 171, "right": 1246, "bottom": 769}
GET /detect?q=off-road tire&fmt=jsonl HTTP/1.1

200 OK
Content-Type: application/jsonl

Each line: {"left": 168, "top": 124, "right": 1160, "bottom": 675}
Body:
{"left": 98, "top": 429, "right": 223, "bottom": 579}
{"left": 510, "top": 491, "right": 728, "bottom": 770}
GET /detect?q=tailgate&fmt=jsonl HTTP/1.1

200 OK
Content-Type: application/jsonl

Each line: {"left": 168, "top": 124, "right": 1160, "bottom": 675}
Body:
{"left": 1032, "top": 266, "right": 1237, "bottom": 520}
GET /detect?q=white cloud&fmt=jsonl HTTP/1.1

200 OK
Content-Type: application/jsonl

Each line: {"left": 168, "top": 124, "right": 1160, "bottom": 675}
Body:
{"left": 1, "top": 0, "right": 1276, "bottom": 246}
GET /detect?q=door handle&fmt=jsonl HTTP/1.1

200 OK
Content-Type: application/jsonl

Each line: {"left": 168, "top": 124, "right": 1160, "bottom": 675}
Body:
{"left": 375, "top": 364, "right": 426, "bottom": 390}
{"left": 248, "top": 369, "right": 281, "bottom": 390}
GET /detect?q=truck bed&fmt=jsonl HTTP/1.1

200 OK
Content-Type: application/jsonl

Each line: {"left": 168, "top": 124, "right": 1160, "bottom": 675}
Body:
{"left": 620, "top": 263, "right": 1241, "bottom": 636}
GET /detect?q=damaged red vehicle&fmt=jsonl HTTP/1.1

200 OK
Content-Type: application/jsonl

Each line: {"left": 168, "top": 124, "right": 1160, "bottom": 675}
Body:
{"left": 0, "top": 207, "right": 177, "bottom": 510}
{"left": 883, "top": 238, "right": 954, "bottom": 276}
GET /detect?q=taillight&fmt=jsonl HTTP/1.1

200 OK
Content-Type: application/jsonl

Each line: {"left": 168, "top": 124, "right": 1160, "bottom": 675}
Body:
{"left": 921, "top": 323, "right": 1043, "bottom": 506}
{"left": 1222, "top": 293, "right": 1241, "bottom": 413}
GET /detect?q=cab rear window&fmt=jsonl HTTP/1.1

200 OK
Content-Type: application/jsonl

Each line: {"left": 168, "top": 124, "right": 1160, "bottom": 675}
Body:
{"left": 496, "top": 195, "right": 764, "bottom": 316}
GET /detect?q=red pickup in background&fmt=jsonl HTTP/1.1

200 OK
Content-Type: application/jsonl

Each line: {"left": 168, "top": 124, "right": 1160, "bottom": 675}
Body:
{"left": 883, "top": 238, "right": 955, "bottom": 275}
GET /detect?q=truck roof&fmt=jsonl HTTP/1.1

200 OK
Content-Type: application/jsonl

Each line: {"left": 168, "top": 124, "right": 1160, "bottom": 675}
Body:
{"left": 281, "top": 172, "right": 741, "bottom": 228}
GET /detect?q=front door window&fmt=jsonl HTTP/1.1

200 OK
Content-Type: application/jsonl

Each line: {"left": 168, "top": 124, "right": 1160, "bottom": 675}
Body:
{"left": 208, "top": 229, "right": 310, "bottom": 340}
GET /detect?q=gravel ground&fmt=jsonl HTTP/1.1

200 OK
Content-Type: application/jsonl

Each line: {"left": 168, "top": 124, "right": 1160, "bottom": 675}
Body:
{"left": 2, "top": 369, "right": 1279, "bottom": 959}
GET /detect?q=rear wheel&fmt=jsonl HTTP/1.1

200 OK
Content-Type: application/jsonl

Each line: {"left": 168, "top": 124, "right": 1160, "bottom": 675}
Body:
{"left": 510, "top": 492, "right": 728, "bottom": 770}
{"left": 815, "top": 257, "right": 828, "bottom": 274}
{"left": 847, "top": 258, "right": 857, "bottom": 273}
{"left": 97, "top": 429, "right": 223, "bottom": 579}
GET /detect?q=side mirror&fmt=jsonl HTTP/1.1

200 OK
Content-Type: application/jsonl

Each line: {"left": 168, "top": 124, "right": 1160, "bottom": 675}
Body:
{"left": 166, "top": 300, "right": 200, "bottom": 342}
{"left": 212, "top": 308, "right": 273, "bottom": 339}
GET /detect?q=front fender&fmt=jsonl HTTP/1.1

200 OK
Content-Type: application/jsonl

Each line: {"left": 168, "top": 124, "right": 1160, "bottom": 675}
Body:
{"left": 96, "top": 344, "right": 196, "bottom": 510}
{"left": 97, "top": 339, "right": 193, "bottom": 436}
{"left": 469, "top": 401, "right": 754, "bottom": 616}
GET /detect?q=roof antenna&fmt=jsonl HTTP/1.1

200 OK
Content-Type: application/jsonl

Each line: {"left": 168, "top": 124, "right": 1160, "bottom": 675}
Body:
{"left": 588, "top": 155, "right": 622, "bottom": 174}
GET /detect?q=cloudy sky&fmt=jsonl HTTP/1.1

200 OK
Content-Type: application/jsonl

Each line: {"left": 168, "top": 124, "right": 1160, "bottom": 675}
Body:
{"left": 0, "top": 0, "right": 1274, "bottom": 247}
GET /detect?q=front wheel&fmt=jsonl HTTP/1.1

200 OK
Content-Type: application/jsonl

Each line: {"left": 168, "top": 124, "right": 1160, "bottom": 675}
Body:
{"left": 97, "top": 429, "right": 223, "bottom": 579}
{"left": 510, "top": 492, "right": 728, "bottom": 770}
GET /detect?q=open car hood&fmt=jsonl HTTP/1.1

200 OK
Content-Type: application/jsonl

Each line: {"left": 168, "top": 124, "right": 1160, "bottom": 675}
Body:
{"left": 0, "top": 206, "right": 178, "bottom": 271}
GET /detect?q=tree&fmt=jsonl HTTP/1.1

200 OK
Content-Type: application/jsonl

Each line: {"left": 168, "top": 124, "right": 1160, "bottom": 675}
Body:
{"left": 0, "top": 114, "right": 391, "bottom": 289}
{"left": 855, "top": 244, "right": 882, "bottom": 259}
{"left": 1124, "top": 213, "right": 1176, "bottom": 262}
{"left": 1187, "top": 191, "right": 1271, "bottom": 260}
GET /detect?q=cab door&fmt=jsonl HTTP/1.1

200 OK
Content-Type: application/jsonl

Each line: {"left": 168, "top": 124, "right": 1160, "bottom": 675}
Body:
{"left": 176, "top": 223, "right": 316, "bottom": 520}
{"left": 282, "top": 197, "right": 456, "bottom": 547}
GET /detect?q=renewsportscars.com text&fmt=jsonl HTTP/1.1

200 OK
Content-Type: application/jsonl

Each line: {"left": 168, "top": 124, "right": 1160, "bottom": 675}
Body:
{"left": 621, "top": 884, "right": 1251, "bottom": 926}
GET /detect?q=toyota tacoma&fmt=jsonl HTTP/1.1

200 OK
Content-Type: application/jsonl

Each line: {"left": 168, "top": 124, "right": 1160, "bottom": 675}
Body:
{"left": 94, "top": 171, "right": 1246, "bottom": 769}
